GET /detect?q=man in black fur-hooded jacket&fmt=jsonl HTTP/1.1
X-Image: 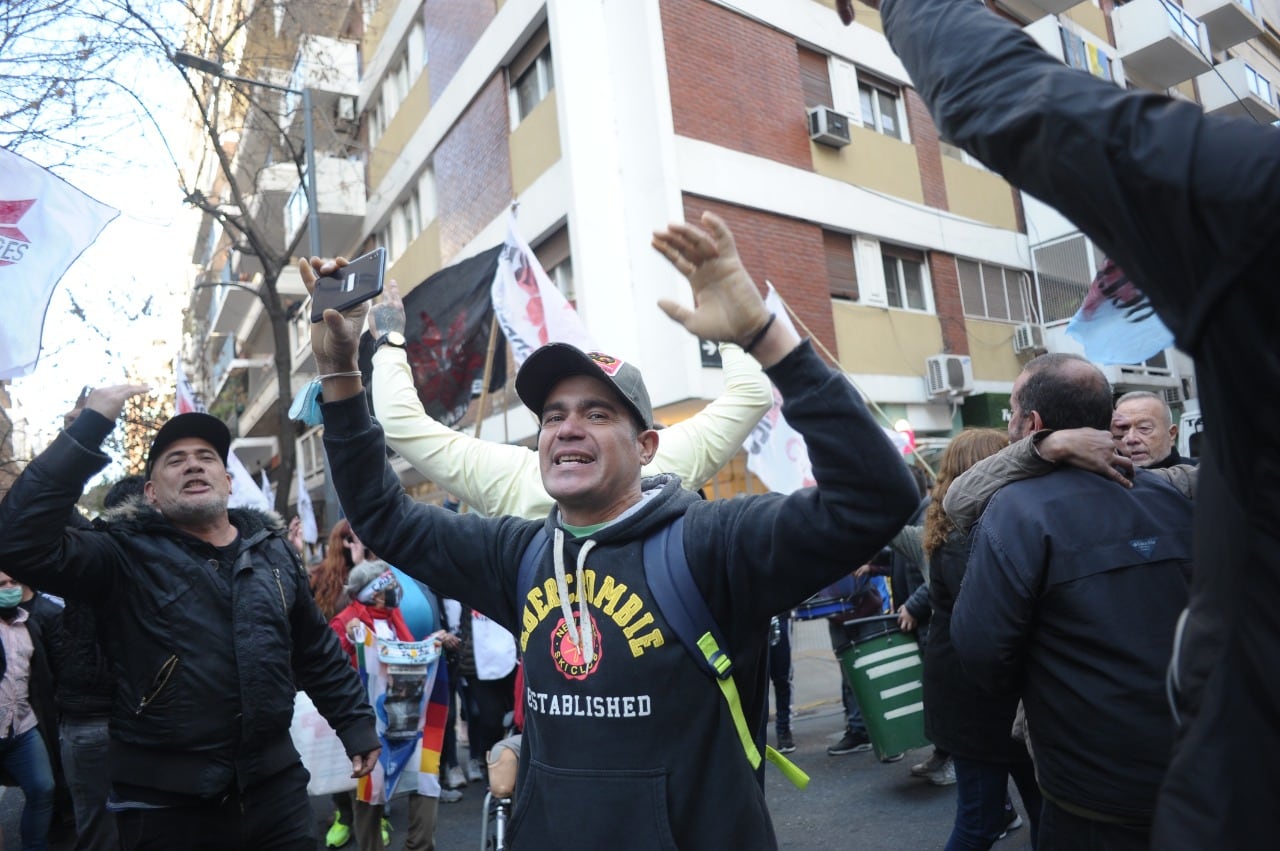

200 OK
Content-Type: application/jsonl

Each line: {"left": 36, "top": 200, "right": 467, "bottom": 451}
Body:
{"left": 0, "top": 401, "right": 380, "bottom": 849}
{"left": 304, "top": 212, "right": 920, "bottom": 850}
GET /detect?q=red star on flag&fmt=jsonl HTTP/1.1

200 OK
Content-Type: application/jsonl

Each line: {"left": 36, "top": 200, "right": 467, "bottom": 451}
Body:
{"left": 0, "top": 198, "right": 35, "bottom": 243}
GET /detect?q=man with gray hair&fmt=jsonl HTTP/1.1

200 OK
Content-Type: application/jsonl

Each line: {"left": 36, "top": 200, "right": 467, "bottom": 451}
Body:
{"left": 1111, "top": 391, "right": 1186, "bottom": 470}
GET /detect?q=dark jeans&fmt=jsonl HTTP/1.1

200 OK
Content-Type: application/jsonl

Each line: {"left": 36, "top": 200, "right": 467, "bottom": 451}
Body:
{"left": 0, "top": 726, "right": 55, "bottom": 851}
{"left": 826, "top": 619, "right": 866, "bottom": 733}
{"left": 59, "top": 716, "right": 117, "bottom": 851}
{"left": 465, "top": 672, "right": 516, "bottom": 763}
{"left": 945, "top": 756, "right": 1041, "bottom": 851}
{"left": 115, "top": 763, "right": 315, "bottom": 850}
{"left": 769, "top": 615, "right": 794, "bottom": 735}
{"left": 1040, "top": 798, "right": 1150, "bottom": 851}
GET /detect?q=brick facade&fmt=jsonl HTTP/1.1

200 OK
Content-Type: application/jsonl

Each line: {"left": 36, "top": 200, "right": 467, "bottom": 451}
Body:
{"left": 928, "top": 251, "right": 969, "bottom": 356}
{"left": 906, "top": 88, "right": 948, "bottom": 211}
{"left": 682, "top": 195, "right": 838, "bottom": 359}
{"left": 425, "top": 0, "right": 495, "bottom": 106}
{"left": 662, "top": 0, "right": 813, "bottom": 170}
{"left": 434, "top": 75, "right": 513, "bottom": 262}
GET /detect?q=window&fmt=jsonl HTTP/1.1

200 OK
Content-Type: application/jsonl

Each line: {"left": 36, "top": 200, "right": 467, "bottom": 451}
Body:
{"left": 1059, "top": 29, "right": 1114, "bottom": 82}
{"left": 939, "top": 139, "right": 987, "bottom": 169}
{"left": 376, "top": 169, "right": 435, "bottom": 264}
{"left": 1032, "top": 234, "right": 1106, "bottom": 322}
{"left": 957, "top": 259, "right": 1036, "bottom": 322}
{"left": 858, "top": 76, "right": 903, "bottom": 140}
{"left": 534, "top": 225, "right": 574, "bottom": 302}
{"left": 1245, "top": 63, "right": 1273, "bottom": 104}
{"left": 824, "top": 230, "right": 858, "bottom": 301}
{"left": 798, "top": 47, "right": 833, "bottom": 109}
{"left": 881, "top": 245, "right": 927, "bottom": 310}
{"left": 1163, "top": 2, "right": 1203, "bottom": 51}
{"left": 510, "top": 32, "right": 555, "bottom": 126}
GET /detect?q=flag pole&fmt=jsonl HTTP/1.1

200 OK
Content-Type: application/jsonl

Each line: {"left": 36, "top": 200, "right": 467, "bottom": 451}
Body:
{"left": 472, "top": 314, "right": 501, "bottom": 440}
{"left": 772, "top": 290, "right": 936, "bottom": 478}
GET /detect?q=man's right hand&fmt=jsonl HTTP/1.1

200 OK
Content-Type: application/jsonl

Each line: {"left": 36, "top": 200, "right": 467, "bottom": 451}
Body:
{"left": 351, "top": 747, "right": 381, "bottom": 778}
{"left": 300, "top": 256, "right": 366, "bottom": 375}
{"left": 1036, "top": 428, "right": 1134, "bottom": 487}
{"left": 84, "top": 384, "right": 151, "bottom": 423}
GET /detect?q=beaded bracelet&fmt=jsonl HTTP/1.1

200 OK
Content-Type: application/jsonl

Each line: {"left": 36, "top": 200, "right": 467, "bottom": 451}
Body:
{"left": 742, "top": 314, "right": 777, "bottom": 355}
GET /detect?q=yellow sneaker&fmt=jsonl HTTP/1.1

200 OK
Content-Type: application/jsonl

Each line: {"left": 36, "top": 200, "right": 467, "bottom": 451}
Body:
{"left": 324, "top": 811, "right": 351, "bottom": 848}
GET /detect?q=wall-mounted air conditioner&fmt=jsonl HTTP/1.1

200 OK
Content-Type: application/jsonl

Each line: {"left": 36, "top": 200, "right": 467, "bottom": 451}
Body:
{"left": 1013, "top": 323, "right": 1047, "bottom": 355}
{"left": 925, "top": 354, "right": 974, "bottom": 397}
{"left": 807, "top": 106, "right": 851, "bottom": 148}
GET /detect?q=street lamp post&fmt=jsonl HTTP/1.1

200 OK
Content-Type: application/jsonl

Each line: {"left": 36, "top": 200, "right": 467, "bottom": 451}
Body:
{"left": 172, "top": 50, "right": 322, "bottom": 259}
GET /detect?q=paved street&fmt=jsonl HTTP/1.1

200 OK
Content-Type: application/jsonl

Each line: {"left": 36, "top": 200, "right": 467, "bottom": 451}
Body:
{"left": 3, "top": 620, "right": 1034, "bottom": 850}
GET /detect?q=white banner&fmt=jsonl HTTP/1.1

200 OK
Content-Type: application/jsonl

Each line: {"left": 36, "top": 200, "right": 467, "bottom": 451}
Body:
{"left": 743, "top": 285, "right": 815, "bottom": 495}
{"left": 227, "top": 449, "right": 272, "bottom": 512}
{"left": 175, "top": 358, "right": 202, "bottom": 414}
{"left": 297, "top": 458, "right": 318, "bottom": 544}
{"left": 0, "top": 147, "right": 119, "bottom": 379}
{"left": 490, "top": 212, "right": 595, "bottom": 366}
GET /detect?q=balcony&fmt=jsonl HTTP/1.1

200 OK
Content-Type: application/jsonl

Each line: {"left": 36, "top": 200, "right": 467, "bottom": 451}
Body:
{"left": 234, "top": 162, "right": 299, "bottom": 277}
{"left": 284, "top": 156, "right": 366, "bottom": 257}
{"left": 1182, "top": 0, "right": 1263, "bottom": 51}
{"left": 207, "top": 277, "right": 262, "bottom": 338}
{"left": 1024, "top": 18, "right": 1126, "bottom": 86}
{"left": 995, "top": 0, "right": 1082, "bottom": 24}
{"left": 1197, "top": 58, "right": 1278, "bottom": 121}
{"left": 1113, "top": 0, "right": 1212, "bottom": 91}
{"left": 285, "top": 35, "right": 360, "bottom": 139}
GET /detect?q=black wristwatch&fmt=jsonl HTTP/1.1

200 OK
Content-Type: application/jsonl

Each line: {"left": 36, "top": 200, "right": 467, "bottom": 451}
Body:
{"left": 374, "top": 331, "right": 407, "bottom": 351}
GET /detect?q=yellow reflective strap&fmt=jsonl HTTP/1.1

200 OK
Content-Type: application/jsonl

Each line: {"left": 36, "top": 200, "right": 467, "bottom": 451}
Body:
{"left": 696, "top": 632, "right": 809, "bottom": 790}
{"left": 765, "top": 746, "right": 810, "bottom": 790}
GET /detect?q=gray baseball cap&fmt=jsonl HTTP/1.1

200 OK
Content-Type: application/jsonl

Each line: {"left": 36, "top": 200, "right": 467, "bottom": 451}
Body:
{"left": 515, "top": 343, "right": 654, "bottom": 430}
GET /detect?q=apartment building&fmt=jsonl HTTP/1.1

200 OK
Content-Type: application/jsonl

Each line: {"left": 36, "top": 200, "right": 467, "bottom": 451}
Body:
{"left": 186, "top": 0, "right": 1275, "bottom": 508}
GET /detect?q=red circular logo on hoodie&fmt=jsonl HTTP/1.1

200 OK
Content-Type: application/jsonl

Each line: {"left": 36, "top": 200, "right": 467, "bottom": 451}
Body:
{"left": 550, "top": 611, "right": 602, "bottom": 681}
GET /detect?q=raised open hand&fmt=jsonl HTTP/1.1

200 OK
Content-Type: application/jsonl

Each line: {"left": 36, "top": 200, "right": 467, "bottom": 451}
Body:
{"left": 652, "top": 211, "right": 772, "bottom": 347}
{"left": 84, "top": 384, "right": 152, "bottom": 423}
{"left": 367, "top": 279, "right": 406, "bottom": 340}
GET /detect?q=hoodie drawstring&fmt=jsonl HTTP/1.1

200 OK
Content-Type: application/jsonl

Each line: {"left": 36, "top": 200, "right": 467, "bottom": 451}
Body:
{"left": 552, "top": 528, "right": 597, "bottom": 668}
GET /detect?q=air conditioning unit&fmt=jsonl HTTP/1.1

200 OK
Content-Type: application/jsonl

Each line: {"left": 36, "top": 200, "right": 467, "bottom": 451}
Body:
{"left": 925, "top": 354, "right": 974, "bottom": 397}
{"left": 807, "top": 106, "right": 851, "bottom": 148}
{"left": 1012, "top": 322, "right": 1047, "bottom": 355}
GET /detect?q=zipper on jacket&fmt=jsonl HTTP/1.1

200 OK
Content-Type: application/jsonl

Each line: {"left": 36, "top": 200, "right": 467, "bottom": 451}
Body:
{"left": 272, "top": 567, "right": 288, "bottom": 614}
{"left": 136, "top": 655, "right": 179, "bottom": 714}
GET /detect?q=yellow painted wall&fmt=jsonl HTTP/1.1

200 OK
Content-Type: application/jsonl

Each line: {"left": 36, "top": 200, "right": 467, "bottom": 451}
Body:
{"left": 390, "top": 219, "right": 443, "bottom": 293}
{"left": 812, "top": 125, "right": 924, "bottom": 205}
{"left": 362, "top": 1, "right": 398, "bottom": 60}
{"left": 369, "top": 71, "right": 432, "bottom": 193}
{"left": 809, "top": 0, "right": 883, "bottom": 34}
{"left": 510, "top": 90, "right": 562, "bottom": 195}
{"left": 1062, "top": 3, "right": 1110, "bottom": 43}
{"left": 1173, "top": 79, "right": 1197, "bottom": 101}
{"left": 940, "top": 159, "right": 1019, "bottom": 231}
{"left": 832, "top": 301, "right": 943, "bottom": 376}
{"left": 965, "top": 318, "right": 1024, "bottom": 383}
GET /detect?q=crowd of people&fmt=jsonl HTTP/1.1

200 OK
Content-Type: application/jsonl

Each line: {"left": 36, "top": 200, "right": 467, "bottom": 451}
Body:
{"left": 2, "top": 0, "right": 1275, "bottom": 845}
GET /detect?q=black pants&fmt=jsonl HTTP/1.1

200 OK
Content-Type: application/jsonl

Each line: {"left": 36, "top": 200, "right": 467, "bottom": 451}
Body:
{"left": 466, "top": 671, "right": 516, "bottom": 762}
{"left": 116, "top": 763, "right": 316, "bottom": 850}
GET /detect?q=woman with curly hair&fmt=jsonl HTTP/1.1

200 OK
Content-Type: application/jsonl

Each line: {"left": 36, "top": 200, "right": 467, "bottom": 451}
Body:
{"left": 922, "top": 428, "right": 1042, "bottom": 850}
{"left": 313, "top": 518, "right": 367, "bottom": 621}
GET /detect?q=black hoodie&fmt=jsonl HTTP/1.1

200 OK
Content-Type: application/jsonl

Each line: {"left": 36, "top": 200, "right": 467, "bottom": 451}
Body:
{"left": 324, "top": 341, "right": 918, "bottom": 849}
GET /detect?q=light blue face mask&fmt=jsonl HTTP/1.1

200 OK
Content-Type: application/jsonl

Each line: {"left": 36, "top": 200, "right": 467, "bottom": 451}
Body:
{"left": 288, "top": 379, "right": 324, "bottom": 427}
{"left": 0, "top": 587, "right": 23, "bottom": 608}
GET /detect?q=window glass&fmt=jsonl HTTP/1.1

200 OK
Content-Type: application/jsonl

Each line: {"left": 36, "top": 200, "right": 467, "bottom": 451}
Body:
{"left": 981, "top": 265, "right": 1009, "bottom": 320}
{"left": 877, "top": 89, "right": 900, "bottom": 139}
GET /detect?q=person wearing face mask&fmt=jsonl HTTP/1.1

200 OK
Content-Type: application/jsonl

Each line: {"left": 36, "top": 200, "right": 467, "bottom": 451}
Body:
{"left": 331, "top": 560, "right": 446, "bottom": 851}
{"left": 0, "top": 571, "right": 57, "bottom": 851}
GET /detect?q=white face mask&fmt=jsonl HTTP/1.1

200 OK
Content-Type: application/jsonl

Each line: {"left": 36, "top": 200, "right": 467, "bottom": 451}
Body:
{"left": 0, "top": 587, "right": 23, "bottom": 608}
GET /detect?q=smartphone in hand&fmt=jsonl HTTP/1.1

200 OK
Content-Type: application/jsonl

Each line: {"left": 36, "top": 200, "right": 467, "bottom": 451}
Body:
{"left": 310, "top": 247, "right": 387, "bottom": 322}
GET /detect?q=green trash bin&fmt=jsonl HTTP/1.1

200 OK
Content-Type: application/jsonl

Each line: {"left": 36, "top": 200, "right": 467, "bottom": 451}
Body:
{"left": 836, "top": 614, "right": 929, "bottom": 760}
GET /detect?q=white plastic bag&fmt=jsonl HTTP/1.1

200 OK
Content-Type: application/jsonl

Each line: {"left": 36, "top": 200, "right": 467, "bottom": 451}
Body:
{"left": 290, "top": 690, "right": 357, "bottom": 796}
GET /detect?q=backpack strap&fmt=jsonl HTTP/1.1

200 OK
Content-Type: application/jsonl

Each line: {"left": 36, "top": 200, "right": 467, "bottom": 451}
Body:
{"left": 643, "top": 517, "right": 809, "bottom": 790}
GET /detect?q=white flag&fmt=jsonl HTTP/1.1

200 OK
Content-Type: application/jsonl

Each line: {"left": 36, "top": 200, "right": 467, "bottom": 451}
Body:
{"left": 0, "top": 147, "right": 119, "bottom": 379}
{"left": 175, "top": 358, "right": 203, "bottom": 414}
{"left": 743, "top": 284, "right": 815, "bottom": 495}
{"left": 491, "top": 212, "right": 595, "bottom": 366}
{"left": 227, "top": 449, "right": 272, "bottom": 512}
{"left": 296, "top": 460, "right": 319, "bottom": 545}
{"left": 260, "top": 469, "right": 275, "bottom": 508}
